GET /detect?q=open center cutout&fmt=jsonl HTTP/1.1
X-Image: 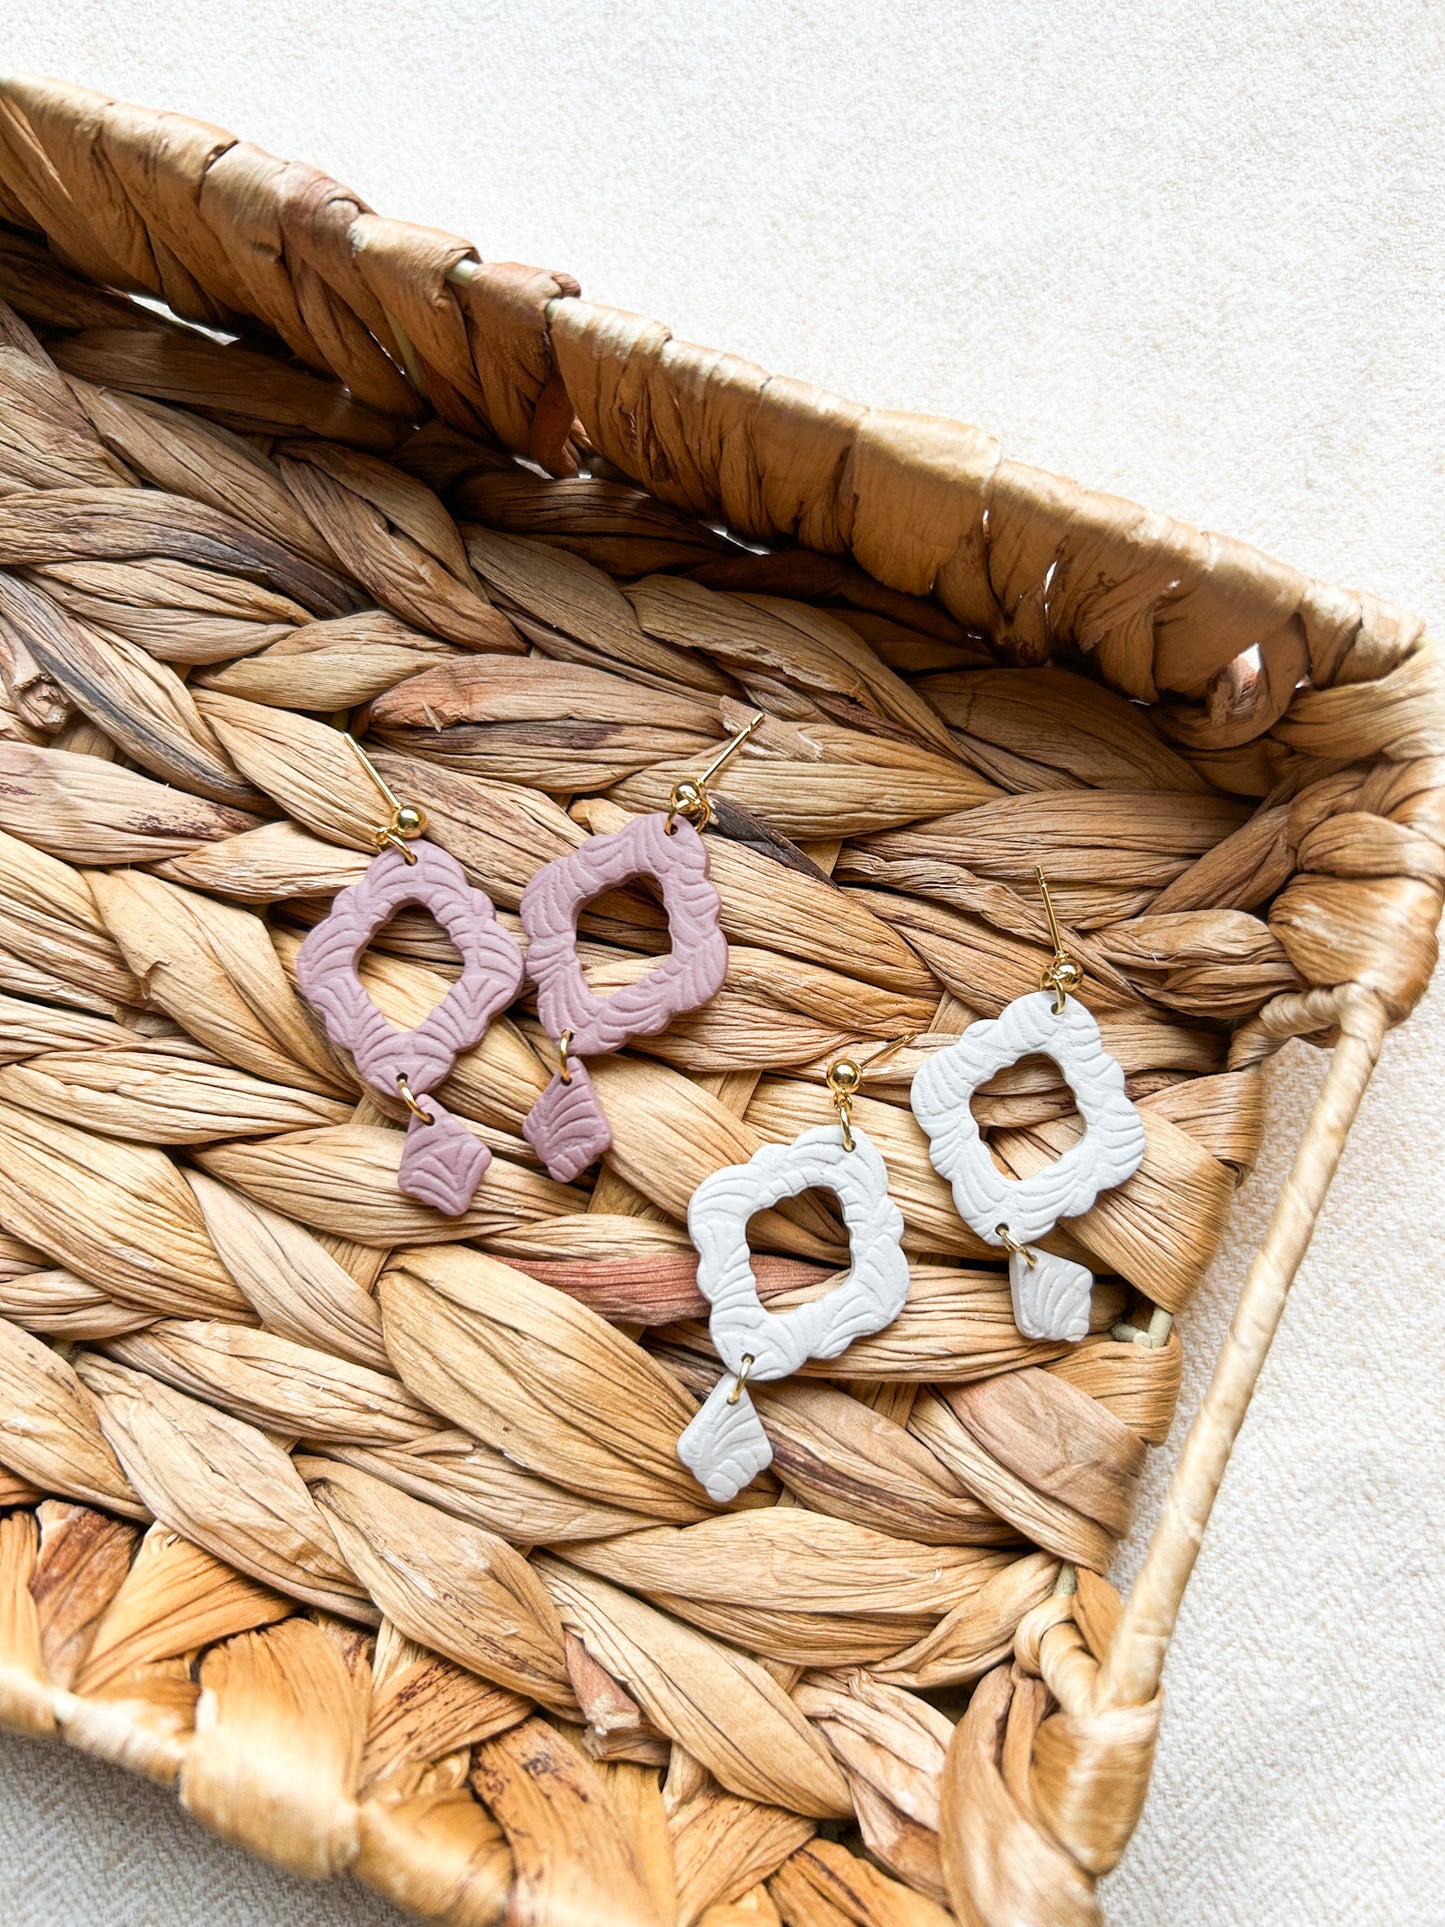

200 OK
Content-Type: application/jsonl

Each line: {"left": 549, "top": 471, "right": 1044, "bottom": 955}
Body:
{"left": 746, "top": 1186, "right": 849, "bottom": 1267}
{"left": 350, "top": 906, "right": 464, "bottom": 1027}
{"left": 572, "top": 871, "right": 675, "bottom": 990}
{"left": 971, "top": 1050, "right": 1086, "bottom": 1148}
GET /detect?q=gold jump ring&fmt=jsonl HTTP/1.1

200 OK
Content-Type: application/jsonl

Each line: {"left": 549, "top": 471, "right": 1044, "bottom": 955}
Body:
{"left": 726, "top": 1354, "right": 756, "bottom": 1405}
{"left": 995, "top": 1223, "right": 1038, "bottom": 1268}
{"left": 396, "top": 1074, "right": 435, "bottom": 1125}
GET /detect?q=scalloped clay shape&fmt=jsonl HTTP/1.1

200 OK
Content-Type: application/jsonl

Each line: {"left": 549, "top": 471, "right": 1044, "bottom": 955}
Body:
{"left": 678, "top": 1124, "right": 909, "bottom": 1501}
{"left": 909, "top": 990, "right": 1146, "bottom": 1342}
{"left": 520, "top": 812, "right": 727, "bottom": 1180}
{"left": 296, "top": 841, "right": 525, "bottom": 1215}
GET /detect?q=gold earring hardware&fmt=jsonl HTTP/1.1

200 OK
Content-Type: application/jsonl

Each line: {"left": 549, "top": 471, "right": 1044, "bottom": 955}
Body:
{"left": 396, "top": 1074, "right": 435, "bottom": 1125}
{"left": 726, "top": 1354, "right": 755, "bottom": 1404}
{"left": 1035, "top": 865, "right": 1083, "bottom": 1014}
{"left": 666, "top": 711, "right": 764, "bottom": 833}
{"left": 826, "top": 1032, "right": 917, "bottom": 1152}
{"left": 555, "top": 1030, "right": 574, "bottom": 1085}
{"left": 995, "top": 1223, "right": 1038, "bottom": 1269}
{"left": 826, "top": 1057, "right": 862, "bottom": 1152}
{"left": 344, "top": 733, "right": 428, "bottom": 864}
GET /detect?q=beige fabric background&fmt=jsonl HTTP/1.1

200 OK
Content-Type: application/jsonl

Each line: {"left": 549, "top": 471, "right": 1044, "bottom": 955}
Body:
{"left": 0, "top": 4, "right": 1441, "bottom": 1922}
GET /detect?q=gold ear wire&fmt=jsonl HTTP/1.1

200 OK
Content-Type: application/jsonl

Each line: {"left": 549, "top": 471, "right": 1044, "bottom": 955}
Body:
{"left": 826, "top": 1031, "right": 918, "bottom": 1151}
{"left": 666, "top": 711, "right": 765, "bottom": 833}
{"left": 862, "top": 1031, "right": 918, "bottom": 1072}
{"left": 344, "top": 732, "right": 428, "bottom": 863}
{"left": 1036, "top": 865, "right": 1084, "bottom": 1013}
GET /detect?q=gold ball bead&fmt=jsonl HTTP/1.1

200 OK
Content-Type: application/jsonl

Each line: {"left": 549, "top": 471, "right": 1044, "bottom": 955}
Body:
{"left": 395, "top": 804, "right": 427, "bottom": 836}
{"left": 672, "top": 779, "right": 705, "bottom": 817}
{"left": 828, "top": 1059, "right": 862, "bottom": 1095}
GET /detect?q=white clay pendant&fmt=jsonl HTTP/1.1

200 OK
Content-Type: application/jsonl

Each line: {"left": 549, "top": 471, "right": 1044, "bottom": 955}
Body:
{"left": 678, "top": 1123, "right": 910, "bottom": 1502}
{"left": 910, "top": 990, "right": 1145, "bottom": 1344}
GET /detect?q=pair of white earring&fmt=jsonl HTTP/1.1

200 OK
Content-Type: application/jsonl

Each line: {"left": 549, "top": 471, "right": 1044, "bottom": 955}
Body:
{"left": 677, "top": 870, "right": 1146, "bottom": 1502}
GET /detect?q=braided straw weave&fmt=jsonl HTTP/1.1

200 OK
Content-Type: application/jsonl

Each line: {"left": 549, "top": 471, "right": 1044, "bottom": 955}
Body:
{"left": 0, "top": 71, "right": 1436, "bottom": 1927}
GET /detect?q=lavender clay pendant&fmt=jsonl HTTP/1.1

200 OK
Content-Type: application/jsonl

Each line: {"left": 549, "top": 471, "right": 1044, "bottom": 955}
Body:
{"left": 297, "top": 840, "right": 524, "bottom": 1215}
{"left": 520, "top": 811, "right": 727, "bottom": 1181}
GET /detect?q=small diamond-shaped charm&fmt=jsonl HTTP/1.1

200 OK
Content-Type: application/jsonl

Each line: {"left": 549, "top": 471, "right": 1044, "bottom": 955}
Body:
{"left": 677, "top": 1379, "right": 773, "bottom": 1503}
{"left": 1010, "top": 1246, "right": 1094, "bottom": 1343}
{"left": 397, "top": 1099, "right": 492, "bottom": 1216}
{"left": 522, "top": 1063, "right": 612, "bottom": 1182}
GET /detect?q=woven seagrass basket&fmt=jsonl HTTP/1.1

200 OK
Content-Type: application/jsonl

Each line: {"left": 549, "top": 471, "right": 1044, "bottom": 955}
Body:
{"left": 0, "top": 69, "right": 1437, "bottom": 1927}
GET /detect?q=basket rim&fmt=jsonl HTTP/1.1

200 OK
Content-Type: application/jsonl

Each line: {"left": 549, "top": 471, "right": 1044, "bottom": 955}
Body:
{"left": 0, "top": 68, "right": 1431, "bottom": 737}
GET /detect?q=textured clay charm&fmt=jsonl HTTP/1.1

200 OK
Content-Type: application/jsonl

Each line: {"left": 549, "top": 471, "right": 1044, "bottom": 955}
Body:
{"left": 910, "top": 990, "right": 1145, "bottom": 1342}
{"left": 1005, "top": 1247, "right": 1098, "bottom": 1344}
{"left": 297, "top": 841, "right": 524, "bottom": 1215}
{"left": 519, "top": 1057, "right": 611, "bottom": 1185}
{"left": 521, "top": 812, "right": 726, "bottom": 1180}
{"left": 678, "top": 1125, "right": 909, "bottom": 1501}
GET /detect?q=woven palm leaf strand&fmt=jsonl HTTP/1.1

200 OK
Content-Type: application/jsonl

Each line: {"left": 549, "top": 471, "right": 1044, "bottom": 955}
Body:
{"left": 0, "top": 75, "right": 1437, "bottom": 1927}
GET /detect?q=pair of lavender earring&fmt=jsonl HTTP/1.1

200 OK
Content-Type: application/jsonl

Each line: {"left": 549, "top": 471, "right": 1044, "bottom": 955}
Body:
{"left": 297, "top": 718, "right": 764, "bottom": 1215}
{"left": 677, "top": 871, "right": 1145, "bottom": 1500}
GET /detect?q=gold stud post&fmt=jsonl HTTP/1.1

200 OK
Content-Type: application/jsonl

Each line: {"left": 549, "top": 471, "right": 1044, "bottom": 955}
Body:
{"left": 666, "top": 711, "right": 765, "bottom": 833}
{"left": 826, "top": 1056, "right": 862, "bottom": 1151}
{"left": 344, "top": 732, "right": 428, "bottom": 864}
{"left": 824, "top": 1032, "right": 916, "bottom": 1152}
{"left": 862, "top": 1030, "right": 918, "bottom": 1072}
{"left": 1036, "top": 865, "right": 1083, "bottom": 1014}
